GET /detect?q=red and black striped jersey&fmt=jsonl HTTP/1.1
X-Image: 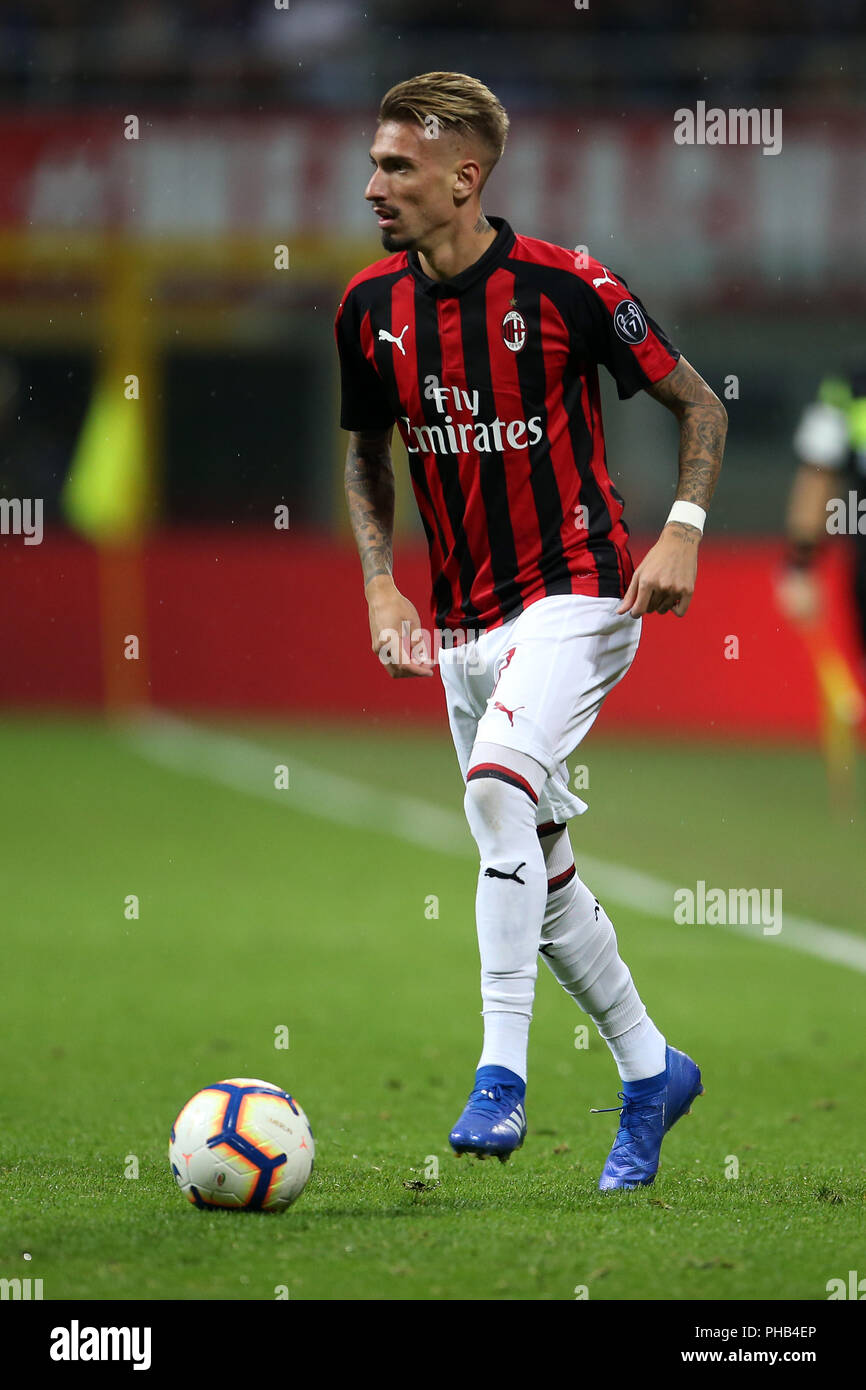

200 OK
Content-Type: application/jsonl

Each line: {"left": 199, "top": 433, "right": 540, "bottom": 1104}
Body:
{"left": 335, "top": 216, "right": 679, "bottom": 636}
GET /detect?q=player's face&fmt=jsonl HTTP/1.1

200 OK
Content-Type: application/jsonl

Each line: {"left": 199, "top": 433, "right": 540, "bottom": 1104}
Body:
{"left": 366, "top": 120, "right": 467, "bottom": 252}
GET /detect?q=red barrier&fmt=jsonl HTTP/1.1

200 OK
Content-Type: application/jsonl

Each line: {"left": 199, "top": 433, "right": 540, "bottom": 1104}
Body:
{"left": 2, "top": 111, "right": 865, "bottom": 303}
{"left": 3, "top": 529, "right": 862, "bottom": 738}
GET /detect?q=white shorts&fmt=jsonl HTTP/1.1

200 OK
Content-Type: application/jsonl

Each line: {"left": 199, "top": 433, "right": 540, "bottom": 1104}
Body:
{"left": 437, "top": 595, "right": 641, "bottom": 824}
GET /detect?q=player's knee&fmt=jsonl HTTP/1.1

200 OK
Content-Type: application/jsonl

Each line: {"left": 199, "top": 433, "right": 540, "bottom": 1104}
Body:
{"left": 463, "top": 774, "right": 505, "bottom": 835}
{"left": 463, "top": 771, "right": 535, "bottom": 845}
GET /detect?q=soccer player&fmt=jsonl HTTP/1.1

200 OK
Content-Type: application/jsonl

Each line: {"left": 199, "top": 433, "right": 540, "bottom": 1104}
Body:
{"left": 778, "top": 370, "right": 866, "bottom": 668}
{"left": 335, "top": 72, "right": 726, "bottom": 1189}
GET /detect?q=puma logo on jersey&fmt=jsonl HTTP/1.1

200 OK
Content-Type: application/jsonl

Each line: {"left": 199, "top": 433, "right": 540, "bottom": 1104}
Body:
{"left": 592, "top": 266, "right": 618, "bottom": 289}
{"left": 378, "top": 325, "right": 410, "bottom": 355}
{"left": 493, "top": 700, "right": 525, "bottom": 726}
{"left": 484, "top": 862, "right": 526, "bottom": 884}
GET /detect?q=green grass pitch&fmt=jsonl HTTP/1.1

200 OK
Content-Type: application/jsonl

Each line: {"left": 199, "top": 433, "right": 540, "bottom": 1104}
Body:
{"left": 0, "top": 714, "right": 863, "bottom": 1301}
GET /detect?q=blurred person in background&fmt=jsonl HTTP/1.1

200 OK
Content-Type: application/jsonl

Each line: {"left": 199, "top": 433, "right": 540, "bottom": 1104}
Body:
{"left": 778, "top": 369, "right": 866, "bottom": 676}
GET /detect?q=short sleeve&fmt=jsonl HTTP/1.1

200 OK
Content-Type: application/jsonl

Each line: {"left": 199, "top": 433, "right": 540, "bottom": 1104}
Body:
{"left": 572, "top": 265, "right": 680, "bottom": 400}
{"left": 334, "top": 292, "right": 396, "bottom": 432}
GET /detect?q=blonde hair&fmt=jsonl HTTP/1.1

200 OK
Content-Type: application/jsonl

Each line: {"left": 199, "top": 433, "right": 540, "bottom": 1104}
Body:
{"left": 378, "top": 71, "right": 509, "bottom": 184}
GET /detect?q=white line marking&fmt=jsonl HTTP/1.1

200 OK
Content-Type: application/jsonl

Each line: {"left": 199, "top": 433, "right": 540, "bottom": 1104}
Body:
{"left": 121, "top": 712, "right": 866, "bottom": 975}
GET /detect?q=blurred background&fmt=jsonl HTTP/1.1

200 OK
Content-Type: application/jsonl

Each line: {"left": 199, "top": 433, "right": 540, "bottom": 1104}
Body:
{"left": 1, "top": 0, "right": 864, "bottom": 740}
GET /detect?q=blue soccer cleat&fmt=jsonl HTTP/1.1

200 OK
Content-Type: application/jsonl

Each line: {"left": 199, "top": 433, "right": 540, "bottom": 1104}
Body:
{"left": 594, "top": 1045, "right": 704, "bottom": 1191}
{"left": 449, "top": 1065, "right": 527, "bottom": 1162}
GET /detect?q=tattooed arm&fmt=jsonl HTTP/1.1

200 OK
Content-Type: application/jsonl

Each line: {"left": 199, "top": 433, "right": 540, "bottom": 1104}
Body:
{"left": 344, "top": 428, "right": 435, "bottom": 677}
{"left": 618, "top": 356, "right": 727, "bottom": 618}
{"left": 344, "top": 428, "right": 396, "bottom": 589}
{"left": 648, "top": 355, "right": 726, "bottom": 515}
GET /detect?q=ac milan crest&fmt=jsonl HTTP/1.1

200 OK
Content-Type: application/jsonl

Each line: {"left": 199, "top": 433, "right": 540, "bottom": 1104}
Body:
{"left": 502, "top": 309, "right": 527, "bottom": 352}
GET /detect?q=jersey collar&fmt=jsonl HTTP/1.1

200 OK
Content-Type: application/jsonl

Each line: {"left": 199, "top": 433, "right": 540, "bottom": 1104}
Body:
{"left": 406, "top": 216, "right": 515, "bottom": 297}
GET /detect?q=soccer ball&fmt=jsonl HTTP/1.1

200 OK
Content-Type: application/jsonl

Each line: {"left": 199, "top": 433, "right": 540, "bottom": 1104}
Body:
{"left": 169, "top": 1077, "right": 315, "bottom": 1212}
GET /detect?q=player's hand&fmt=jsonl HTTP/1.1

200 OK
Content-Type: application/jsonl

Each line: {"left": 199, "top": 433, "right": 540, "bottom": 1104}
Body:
{"left": 775, "top": 566, "right": 820, "bottom": 624}
{"left": 617, "top": 521, "right": 700, "bottom": 618}
{"left": 365, "top": 576, "right": 436, "bottom": 678}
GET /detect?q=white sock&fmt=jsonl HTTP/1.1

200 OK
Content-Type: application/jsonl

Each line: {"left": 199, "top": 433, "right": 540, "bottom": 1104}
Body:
{"left": 537, "top": 822, "right": 666, "bottom": 1081}
{"left": 477, "top": 1012, "right": 531, "bottom": 1081}
{"left": 464, "top": 743, "right": 549, "bottom": 1085}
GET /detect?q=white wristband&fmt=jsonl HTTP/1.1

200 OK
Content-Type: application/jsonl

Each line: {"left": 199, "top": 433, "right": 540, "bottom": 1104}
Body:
{"left": 666, "top": 500, "right": 706, "bottom": 534}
